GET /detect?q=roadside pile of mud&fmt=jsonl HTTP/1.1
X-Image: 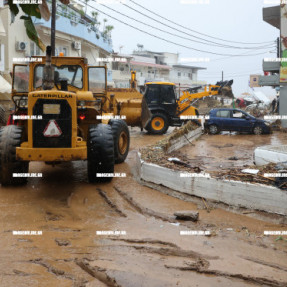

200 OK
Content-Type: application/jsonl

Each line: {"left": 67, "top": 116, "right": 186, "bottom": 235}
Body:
{"left": 140, "top": 121, "right": 201, "bottom": 171}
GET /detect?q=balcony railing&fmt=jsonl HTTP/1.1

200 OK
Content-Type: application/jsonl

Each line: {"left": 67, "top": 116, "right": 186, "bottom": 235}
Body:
{"left": 37, "top": 1, "right": 113, "bottom": 50}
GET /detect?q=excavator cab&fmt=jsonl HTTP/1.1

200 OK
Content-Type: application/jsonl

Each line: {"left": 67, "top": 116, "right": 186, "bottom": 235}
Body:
{"left": 144, "top": 82, "right": 178, "bottom": 134}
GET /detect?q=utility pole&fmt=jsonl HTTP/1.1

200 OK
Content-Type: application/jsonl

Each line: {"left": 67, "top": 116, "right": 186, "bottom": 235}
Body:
{"left": 51, "top": 0, "right": 56, "bottom": 56}
{"left": 222, "top": 71, "right": 223, "bottom": 81}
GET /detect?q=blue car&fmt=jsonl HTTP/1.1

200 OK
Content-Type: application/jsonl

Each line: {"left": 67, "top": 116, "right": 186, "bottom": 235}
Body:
{"left": 205, "top": 108, "right": 271, "bottom": 135}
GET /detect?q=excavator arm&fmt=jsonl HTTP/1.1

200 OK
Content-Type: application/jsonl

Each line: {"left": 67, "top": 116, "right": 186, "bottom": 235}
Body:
{"left": 177, "top": 80, "right": 233, "bottom": 115}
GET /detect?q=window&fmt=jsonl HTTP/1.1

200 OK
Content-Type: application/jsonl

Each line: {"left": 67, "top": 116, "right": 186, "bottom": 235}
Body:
{"left": 34, "top": 65, "right": 83, "bottom": 89}
{"left": 56, "top": 46, "right": 68, "bottom": 56}
{"left": 178, "top": 72, "right": 181, "bottom": 77}
{"left": 13, "top": 65, "right": 29, "bottom": 93}
{"left": 232, "top": 111, "right": 245, "bottom": 118}
{"left": 160, "top": 85, "right": 176, "bottom": 104}
{"left": 145, "top": 85, "right": 160, "bottom": 104}
{"left": 30, "top": 42, "right": 41, "bottom": 56}
{"left": 88, "top": 67, "right": 106, "bottom": 93}
{"left": 216, "top": 110, "right": 230, "bottom": 118}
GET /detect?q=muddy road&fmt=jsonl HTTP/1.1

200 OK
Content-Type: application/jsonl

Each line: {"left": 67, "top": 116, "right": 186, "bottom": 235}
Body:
{"left": 1, "top": 128, "right": 287, "bottom": 287}
{"left": 179, "top": 131, "right": 287, "bottom": 170}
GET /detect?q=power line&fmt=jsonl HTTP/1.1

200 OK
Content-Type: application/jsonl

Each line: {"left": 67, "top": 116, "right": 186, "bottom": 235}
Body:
{"left": 97, "top": 1, "right": 274, "bottom": 50}
{"left": 199, "top": 68, "right": 262, "bottom": 76}
{"left": 128, "top": 0, "right": 274, "bottom": 46}
{"left": 78, "top": 0, "right": 275, "bottom": 57}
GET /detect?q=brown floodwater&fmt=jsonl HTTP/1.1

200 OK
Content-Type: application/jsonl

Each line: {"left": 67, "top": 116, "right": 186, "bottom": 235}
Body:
{"left": 0, "top": 128, "right": 286, "bottom": 286}
{"left": 178, "top": 131, "right": 287, "bottom": 170}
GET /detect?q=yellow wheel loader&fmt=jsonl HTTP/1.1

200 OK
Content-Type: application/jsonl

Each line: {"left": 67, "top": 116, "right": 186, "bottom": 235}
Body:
{"left": 0, "top": 46, "right": 149, "bottom": 185}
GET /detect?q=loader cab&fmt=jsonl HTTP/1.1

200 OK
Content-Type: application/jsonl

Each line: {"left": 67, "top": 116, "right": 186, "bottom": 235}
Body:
{"left": 144, "top": 82, "right": 177, "bottom": 116}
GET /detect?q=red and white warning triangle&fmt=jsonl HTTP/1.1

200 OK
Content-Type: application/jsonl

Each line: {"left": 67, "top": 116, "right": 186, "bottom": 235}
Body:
{"left": 43, "top": 120, "right": 62, "bottom": 137}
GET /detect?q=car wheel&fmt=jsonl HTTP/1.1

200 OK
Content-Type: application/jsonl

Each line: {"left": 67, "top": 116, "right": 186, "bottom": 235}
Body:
{"left": 253, "top": 126, "right": 263, "bottom": 135}
{"left": 209, "top": 124, "right": 219, "bottom": 135}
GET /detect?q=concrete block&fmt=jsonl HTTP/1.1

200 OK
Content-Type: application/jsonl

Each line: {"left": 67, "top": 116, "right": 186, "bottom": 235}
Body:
{"left": 167, "top": 127, "right": 202, "bottom": 153}
{"left": 137, "top": 153, "right": 287, "bottom": 216}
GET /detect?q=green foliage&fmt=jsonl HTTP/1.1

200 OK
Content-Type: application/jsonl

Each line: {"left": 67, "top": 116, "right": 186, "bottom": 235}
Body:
{"left": 8, "top": 0, "right": 44, "bottom": 51}
{"left": 20, "top": 15, "right": 45, "bottom": 51}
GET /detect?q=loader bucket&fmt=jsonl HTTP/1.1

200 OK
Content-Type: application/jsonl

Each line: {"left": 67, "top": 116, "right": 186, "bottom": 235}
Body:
{"left": 141, "top": 97, "right": 152, "bottom": 129}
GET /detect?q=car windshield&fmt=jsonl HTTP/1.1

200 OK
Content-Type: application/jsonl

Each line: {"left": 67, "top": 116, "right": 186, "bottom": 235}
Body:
{"left": 34, "top": 65, "right": 83, "bottom": 89}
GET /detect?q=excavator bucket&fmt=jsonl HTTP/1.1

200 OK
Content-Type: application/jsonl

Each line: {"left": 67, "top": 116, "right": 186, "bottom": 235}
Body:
{"left": 214, "top": 80, "right": 234, "bottom": 98}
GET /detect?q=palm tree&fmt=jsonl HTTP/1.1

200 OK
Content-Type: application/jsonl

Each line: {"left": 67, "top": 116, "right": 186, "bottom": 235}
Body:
{"left": 103, "top": 18, "right": 107, "bottom": 29}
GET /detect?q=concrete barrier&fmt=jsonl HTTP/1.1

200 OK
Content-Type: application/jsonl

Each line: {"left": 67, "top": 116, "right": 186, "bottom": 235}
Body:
{"left": 137, "top": 126, "right": 287, "bottom": 215}
{"left": 166, "top": 127, "right": 202, "bottom": 153}
{"left": 137, "top": 153, "right": 287, "bottom": 215}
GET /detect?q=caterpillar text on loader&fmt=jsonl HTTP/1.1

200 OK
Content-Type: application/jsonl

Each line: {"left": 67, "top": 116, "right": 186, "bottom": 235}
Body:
{"left": 0, "top": 47, "right": 149, "bottom": 185}
{"left": 144, "top": 80, "right": 233, "bottom": 134}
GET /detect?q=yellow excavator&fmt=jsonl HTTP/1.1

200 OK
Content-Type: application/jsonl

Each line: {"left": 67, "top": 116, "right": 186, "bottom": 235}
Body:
{"left": 144, "top": 80, "right": 233, "bottom": 134}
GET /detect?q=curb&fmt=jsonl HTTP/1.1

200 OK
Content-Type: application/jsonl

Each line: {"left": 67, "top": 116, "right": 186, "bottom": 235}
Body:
{"left": 137, "top": 128, "right": 287, "bottom": 215}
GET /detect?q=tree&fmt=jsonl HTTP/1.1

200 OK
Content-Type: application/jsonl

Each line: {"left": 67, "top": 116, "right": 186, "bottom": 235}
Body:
{"left": 7, "top": 0, "right": 70, "bottom": 52}
{"left": 103, "top": 25, "right": 114, "bottom": 36}
{"left": 103, "top": 18, "right": 107, "bottom": 29}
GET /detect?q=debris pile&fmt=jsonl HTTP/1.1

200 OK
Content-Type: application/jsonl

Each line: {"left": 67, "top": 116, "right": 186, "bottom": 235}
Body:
{"left": 243, "top": 105, "right": 271, "bottom": 118}
{"left": 212, "top": 163, "right": 287, "bottom": 190}
{"left": 221, "top": 86, "right": 234, "bottom": 99}
{"left": 140, "top": 121, "right": 201, "bottom": 171}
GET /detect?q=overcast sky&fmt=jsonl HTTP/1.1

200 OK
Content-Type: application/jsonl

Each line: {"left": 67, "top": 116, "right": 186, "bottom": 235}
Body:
{"left": 84, "top": 0, "right": 280, "bottom": 97}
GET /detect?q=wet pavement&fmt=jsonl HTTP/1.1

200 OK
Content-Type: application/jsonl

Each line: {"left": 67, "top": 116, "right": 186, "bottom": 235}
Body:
{"left": 0, "top": 128, "right": 287, "bottom": 287}
{"left": 179, "top": 131, "right": 287, "bottom": 170}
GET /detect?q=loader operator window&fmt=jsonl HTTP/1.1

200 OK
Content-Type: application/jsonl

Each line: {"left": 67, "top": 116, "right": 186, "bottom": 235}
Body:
{"left": 13, "top": 65, "right": 29, "bottom": 93}
{"left": 88, "top": 67, "right": 106, "bottom": 94}
{"left": 145, "top": 85, "right": 160, "bottom": 104}
{"left": 160, "top": 85, "right": 176, "bottom": 104}
{"left": 34, "top": 65, "right": 83, "bottom": 89}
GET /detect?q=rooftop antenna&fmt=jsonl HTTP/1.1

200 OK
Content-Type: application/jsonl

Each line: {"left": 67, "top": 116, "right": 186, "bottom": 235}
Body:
{"left": 137, "top": 44, "right": 144, "bottom": 51}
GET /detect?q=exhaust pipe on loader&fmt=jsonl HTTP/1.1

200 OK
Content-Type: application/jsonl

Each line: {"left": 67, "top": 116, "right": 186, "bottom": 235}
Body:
{"left": 42, "top": 46, "right": 54, "bottom": 90}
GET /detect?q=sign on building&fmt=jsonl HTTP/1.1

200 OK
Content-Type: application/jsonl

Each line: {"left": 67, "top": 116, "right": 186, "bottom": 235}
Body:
{"left": 249, "top": 74, "right": 260, "bottom": 88}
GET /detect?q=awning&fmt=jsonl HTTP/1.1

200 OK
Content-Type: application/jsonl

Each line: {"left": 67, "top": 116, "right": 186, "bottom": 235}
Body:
{"left": 0, "top": 75, "right": 11, "bottom": 94}
{"left": 0, "top": 16, "right": 6, "bottom": 37}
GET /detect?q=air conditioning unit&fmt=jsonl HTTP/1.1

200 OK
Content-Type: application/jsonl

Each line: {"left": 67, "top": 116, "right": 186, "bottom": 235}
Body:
{"left": 72, "top": 41, "right": 81, "bottom": 50}
{"left": 15, "top": 41, "right": 27, "bottom": 51}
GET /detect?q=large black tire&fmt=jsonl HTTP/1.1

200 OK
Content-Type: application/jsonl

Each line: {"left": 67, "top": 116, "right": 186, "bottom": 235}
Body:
{"left": 109, "top": 119, "right": 130, "bottom": 164}
{"left": 0, "top": 125, "right": 29, "bottom": 185}
{"left": 146, "top": 113, "right": 169, "bottom": 135}
{"left": 87, "top": 124, "right": 115, "bottom": 183}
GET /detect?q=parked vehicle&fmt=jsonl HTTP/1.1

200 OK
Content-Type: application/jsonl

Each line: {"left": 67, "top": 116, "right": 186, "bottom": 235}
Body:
{"left": 205, "top": 108, "right": 271, "bottom": 135}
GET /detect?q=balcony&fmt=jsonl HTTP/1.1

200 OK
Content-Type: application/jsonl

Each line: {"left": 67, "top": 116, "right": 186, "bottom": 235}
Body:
{"left": 263, "top": 60, "right": 280, "bottom": 73}
{"left": 33, "top": 4, "right": 112, "bottom": 53}
{"left": 263, "top": 5, "right": 280, "bottom": 29}
{"left": 259, "top": 75, "right": 279, "bottom": 86}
